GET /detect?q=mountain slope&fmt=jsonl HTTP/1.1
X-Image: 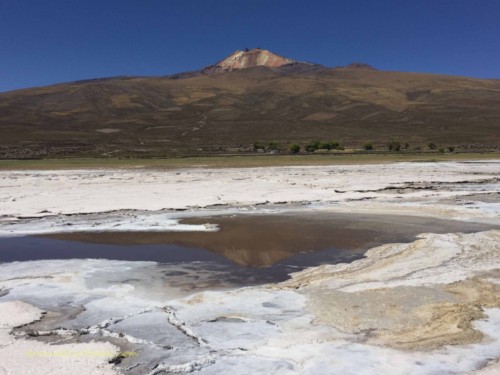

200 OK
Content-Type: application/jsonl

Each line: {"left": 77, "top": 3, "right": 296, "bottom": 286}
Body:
{"left": 0, "top": 50, "right": 499, "bottom": 158}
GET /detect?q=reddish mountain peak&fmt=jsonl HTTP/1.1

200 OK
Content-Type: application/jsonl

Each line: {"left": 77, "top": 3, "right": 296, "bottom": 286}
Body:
{"left": 170, "top": 48, "right": 318, "bottom": 78}
{"left": 199, "top": 48, "right": 295, "bottom": 74}
{"left": 217, "top": 48, "right": 295, "bottom": 70}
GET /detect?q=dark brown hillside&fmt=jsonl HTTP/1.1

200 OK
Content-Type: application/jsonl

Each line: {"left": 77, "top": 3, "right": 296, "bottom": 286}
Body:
{"left": 1, "top": 57, "right": 499, "bottom": 158}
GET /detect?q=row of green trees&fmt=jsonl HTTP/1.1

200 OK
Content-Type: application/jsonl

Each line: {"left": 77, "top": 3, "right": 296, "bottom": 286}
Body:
{"left": 304, "top": 141, "right": 344, "bottom": 152}
{"left": 289, "top": 141, "right": 345, "bottom": 153}
{"left": 254, "top": 141, "right": 456, "bottom": 153}
{"left": 384, "top": 141, "right": 455, "bottom": 152}
{"left": 254, "top": 141, "right": 344, "bottom": 154}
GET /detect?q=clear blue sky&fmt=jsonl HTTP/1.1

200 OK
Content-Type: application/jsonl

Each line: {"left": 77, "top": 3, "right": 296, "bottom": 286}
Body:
{"left": 1, "top": 0, "right": 499, "bottom": 92}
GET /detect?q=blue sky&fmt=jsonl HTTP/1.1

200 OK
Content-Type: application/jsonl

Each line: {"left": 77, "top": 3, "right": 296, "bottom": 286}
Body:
{"left": 1, "top": 0, "right": 499, "bottom": 92}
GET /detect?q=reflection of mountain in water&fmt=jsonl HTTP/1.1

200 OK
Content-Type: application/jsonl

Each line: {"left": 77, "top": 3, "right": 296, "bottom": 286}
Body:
{"left": 47, "top": 212, "right": 498, "bottom": 268}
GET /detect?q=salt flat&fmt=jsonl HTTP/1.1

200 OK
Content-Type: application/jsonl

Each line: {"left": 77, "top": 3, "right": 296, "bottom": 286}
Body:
{"left": 0, "top": 160, "right": 499, "bottom": 374}
{"left": 0, "top": 161, "right": 499, "bottom": 236}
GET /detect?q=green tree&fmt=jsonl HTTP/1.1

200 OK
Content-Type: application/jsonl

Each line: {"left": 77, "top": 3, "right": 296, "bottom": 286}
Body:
{"left": 305, "top": 141, "right": 321, "bottom": 152}
{"left": 387, "top": 140, "right": 401, "bottom": 151}
{"left": 319, "top": 142, "right": 332, "bottom": 150}
{"left": 330, "top": 141, "right": 341, "bottom": 150}
{"left": 363, "top": 142, "right": 373, "bottom": 151}
{"left": 289, "top": 144, "right": 301, "bottom": 154}
{"left": 253, "top": 142, "right": 265, "bottom": 151}
{"left": 428, "top": 142, "right": 437, "bottom": 150}
{"left": 268, "top": 142, "right": 280, "bottom": 151}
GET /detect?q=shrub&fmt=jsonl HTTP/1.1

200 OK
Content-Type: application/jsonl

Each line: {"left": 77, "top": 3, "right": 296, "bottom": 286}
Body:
{"left": 404, "top": 142, "right": 410, "bottom": 150}
{"left": 305, "top": 141, "right": 321, "bottom": 152}
{"left": 439, "top": 148, "right": 445, "bottom": 153}
{"left": 428, "top": 142, "right": 437, "bottom": 150}
{"left": 387, "top": 140, "right": 401, "bottom": 151}
{"left": 448, "top": 146, "right": 455, "bottom": 152}
{"left": 330, "top": 141, "right": 341, "bottom": 150}
{"left": 253, "top": 142, "right": 265, "bottom": 151}
{"left": 268, "top": 142, "right": 280, "bottom": 151}
{"left": 319, "top": 142, "right": 332, "bottom": 150}
{"left": 304, "top": 140, "right": 343, "bottom": 152}
{"left": 289, "top": 144, "right": 301, "bottom": 154}
{"left": 363, "top": 142, "right": 373, "bottom": 151}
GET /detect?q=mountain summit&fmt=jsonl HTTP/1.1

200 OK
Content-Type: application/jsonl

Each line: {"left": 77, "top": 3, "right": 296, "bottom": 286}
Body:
{"left": 170, "top": 48, "right": 375, "bottom": 79}
{"left": 212, "top": 48, "right": 295, "bottom": 72}
{"left": 171, "top": 48, "right": 314, "bottom": 78}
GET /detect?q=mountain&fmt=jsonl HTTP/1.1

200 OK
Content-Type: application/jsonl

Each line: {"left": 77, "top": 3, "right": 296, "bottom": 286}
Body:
{"left": 0, "top": 49, "right": 499, "bottom": 158}
{"left": 207, "top": 48, "right": 296, "bottom": 72}
{"left": 169, "top": 48, "right": 320, "bottom": 79}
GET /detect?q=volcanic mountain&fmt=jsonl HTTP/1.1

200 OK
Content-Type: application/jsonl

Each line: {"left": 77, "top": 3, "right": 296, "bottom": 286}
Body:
{"left": 170, "top": 48, "right": 321, "bottom": 78}
{"left": 207, "top": 48, "right": 296, "bottom": 72}
{"left": 0, "top": 48, "right": 499, "bottom": 158}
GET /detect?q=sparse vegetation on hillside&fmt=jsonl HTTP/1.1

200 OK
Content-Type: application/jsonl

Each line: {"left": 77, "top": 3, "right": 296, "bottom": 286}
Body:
{"left": 329, "top": 142, "right": 343, "bottom": 150}
{"left": 1, "top": 65, "right": 499, "bottom": 159}
{"left": 363, "top": 142, "right": 374, "bottom": 150}
{"left": 253, "top": 142, "right": 265, "bottom": 151}
{"left": 319, "top": 142, "right": 332, "bottom": 150}
{"left": 268, "top": 142, "right": 281, "bottom": 151}
{"left": 305, "top": 144, "right": 317, "bottom": 153}
{"left": 387, "top": 140, "right": 401, "bottom": 151}
{"left": 253, "top": 141, "right": 282, "bottom": 152}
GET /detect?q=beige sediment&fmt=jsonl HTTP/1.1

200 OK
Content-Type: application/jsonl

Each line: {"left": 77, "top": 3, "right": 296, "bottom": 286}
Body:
{"left": 394, "top": 276, "right": 500, "bottom": 350}
{"left": 277, "top": 230, "right": 500, "bottom": 351}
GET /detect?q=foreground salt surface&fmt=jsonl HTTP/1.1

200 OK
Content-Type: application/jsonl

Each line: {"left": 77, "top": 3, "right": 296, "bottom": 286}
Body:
{"left": 0, "top": 231, "right": 499, "bottom": 374}
{"left": 1, "top": 160, "right": 500, "bottom": 374}
{"left": 0, "top": 301, "right": 119, "bottom": 375}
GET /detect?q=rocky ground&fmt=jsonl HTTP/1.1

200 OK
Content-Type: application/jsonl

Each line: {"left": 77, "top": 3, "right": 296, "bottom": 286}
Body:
{"left": 0, "top": 160, "right": 499, "bottom": 374}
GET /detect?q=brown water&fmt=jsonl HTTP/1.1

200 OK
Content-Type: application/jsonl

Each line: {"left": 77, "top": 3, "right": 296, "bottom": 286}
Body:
{"left": 47, "top": 211, "right": 498, "bottom": 266}
{"left": 0, "top": 212, "right": 497, "bottom": 284}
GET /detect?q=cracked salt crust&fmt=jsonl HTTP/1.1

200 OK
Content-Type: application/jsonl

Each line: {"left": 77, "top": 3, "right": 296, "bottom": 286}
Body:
{"left": 0, "top": 160, "right": 500, "bottom": 373}
{"left": 1, "top": 230, "right": 500, "bottom": 373}
{"left": 0, "top": 300, "right": 119, "bottom": 375}
{"left": 1, "top": 161, "right": 499, "bottom": 237}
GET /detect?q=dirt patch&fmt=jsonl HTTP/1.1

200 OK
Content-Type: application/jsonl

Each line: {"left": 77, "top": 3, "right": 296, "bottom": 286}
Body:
{"left": 307, "top": 278, "right": 500, "bottom": 350}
